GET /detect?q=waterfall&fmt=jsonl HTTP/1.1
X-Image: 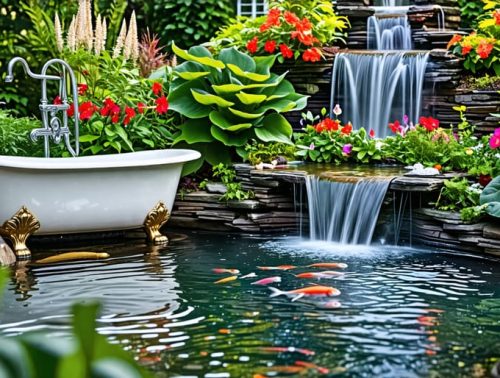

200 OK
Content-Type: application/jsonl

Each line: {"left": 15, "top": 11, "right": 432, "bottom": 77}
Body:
{"left": 374, "top": 0, "right": 409, "bottom": 5}
{"left": 434, "top": 5, "right": 446, "bottom": 31}
{"left": 305, "top": 176, "right": 391, "bottom": 245}
{"left": 367, "top": 15, "right": 412, "bottom": 50}
{"left": 330, "top": 51, "right": 429, "bottom": 138}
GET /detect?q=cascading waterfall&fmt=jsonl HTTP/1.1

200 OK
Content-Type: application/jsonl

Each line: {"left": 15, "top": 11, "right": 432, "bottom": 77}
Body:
{"left": 330, "top": 51, "right": 430, "bottom": 138}
{"left": 367, "top": 15, "right": 412, "bottom": 50}
{"left": 374, "top": 0, "right": 409, "bottom": 5}
{"left": 306, "top": 176, "right": 391, "bottom": 244}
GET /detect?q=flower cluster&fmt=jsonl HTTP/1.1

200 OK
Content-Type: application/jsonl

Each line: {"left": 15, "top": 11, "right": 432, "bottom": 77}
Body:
{"left": 490, "top": 127, "right": 500, "bottom": 149}
{"left": 246, "top": 7, "right": 323, "bottom": 63}
{"left": 447, "top": 7, "right": 500, "bottom": 74}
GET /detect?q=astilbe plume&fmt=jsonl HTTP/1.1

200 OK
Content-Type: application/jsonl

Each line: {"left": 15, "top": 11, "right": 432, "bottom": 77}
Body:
{"left": 138, "top": 30, "right": 168, "bottom": 77}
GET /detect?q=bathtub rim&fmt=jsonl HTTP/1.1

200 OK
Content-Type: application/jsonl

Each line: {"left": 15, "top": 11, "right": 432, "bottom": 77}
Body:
{"left": 0, "top": 149, "right": 201, "bottom": 170}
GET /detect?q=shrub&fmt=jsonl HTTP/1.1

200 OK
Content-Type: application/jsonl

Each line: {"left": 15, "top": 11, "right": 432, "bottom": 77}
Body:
{"left": 166, "top": 43, "right": 308, "bottom": 171}
{"left": 211, "top": 0, "right": 349, "bottom": 63}
{"left": 0, "top": 110, "right": 44, "bottom": 156}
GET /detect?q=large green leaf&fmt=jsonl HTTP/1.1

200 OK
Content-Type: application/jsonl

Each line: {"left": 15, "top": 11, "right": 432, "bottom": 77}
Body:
{"left": 218, "top": 47, "right": 255, "bottom": 73}
{"left": 172, "top": 42, "right": 225, "bottom": 69}
{"left": 210, "top": 126, "right": 249, "bottom": 146}
{"left": 263, "top": 80, "right": 295, "bottom": 101}
{"left": 228, "top": 107, "right": 265, "bottom": 119}
{"left": 173, "top": 119, "right": 213, "bottom": 144}
{"left": 176, "top": 71, "right": 210, "bottom": 81}
{"left": 227, "top": 64, "right": 270, "bottom": 82}
{"left": 191, "top": 89, "right": 234, "bottom": 108}
{"left": 480, "top": 176, "right": 500, "bottom": 218}
{"left": 212, "top": 82, "right": 278, "bottom": 95}
{"left": 236, "top": 92, "right": 267, "bottom": 105}
{"left": 257, "top": 99, "right": 297, "bottom": 113}
{"left": 254, "top": 55, "right": 277, "bottom": 75}
{"left": 254, "top": 113, "right": 293, "bottom": 145}
{"left": 209, "top": 111, "right": 252, "bottom": 131}
{"left": 286, "top": 92, "right": 309, "bottom": 111}
{"left": 168, "top": 80, "right": 212, "bottom": 119}
{"left": 0, "top": 338, "right": 32, "bottom": 378}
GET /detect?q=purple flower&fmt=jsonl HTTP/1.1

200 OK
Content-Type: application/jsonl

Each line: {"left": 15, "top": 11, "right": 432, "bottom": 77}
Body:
{"left": 309, "top": 143, "right": 315, "bottom": 150}
{"left": 403, "top": 114, "right": 409, "bottom": 125}
{"left": 342, "top": 144, "right": 352, "bottom": 155}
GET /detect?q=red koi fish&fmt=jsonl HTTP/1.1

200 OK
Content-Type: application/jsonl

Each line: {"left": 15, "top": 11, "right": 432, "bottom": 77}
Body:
{"left": 212, "top": 268, "right": 240, "bottom": 274}
{"left": 269, "top": 285, "right": 340, "bottom": 302}
{"left": 308, "top": 262, "right": 348, "bottom": 269}
{"left": 295, "top": 360, "right": 330, "bottom": 374}
{"left": 295, "top": 271, "right": 344, "bottom": 279}
{"left": 214, "top": 275, "right": 238, "bottom": 284}
{"left": 258, "top": 265, "right": 297, "bottom": 271}
{"left": 251, "top": 276, "right": 282, "bottom": 285}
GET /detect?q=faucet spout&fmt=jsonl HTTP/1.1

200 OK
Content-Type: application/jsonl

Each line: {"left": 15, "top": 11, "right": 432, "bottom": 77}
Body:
{"left": 5, "top": 57, "right": 60, "bottom": 82}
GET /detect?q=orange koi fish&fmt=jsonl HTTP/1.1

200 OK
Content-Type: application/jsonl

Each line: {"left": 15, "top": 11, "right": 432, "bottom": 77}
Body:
{"left": 295, "top": 271, "right": 344, "bottom": 279}
{"left": 258, "top": 265, "right": 297, "bottom": 271}
{"left": 269, "top": 285, "right": 340, "bottom": 302}
{"left": 295, "top": 360, "right": 330, "bottom": 374}
{"left": 260, "top": 346, "right": 315, "bottom": 356}
{"left": 214, "top": 275, "right": 238, "bottom": 284}
{"left": 308, "top": 262, "right": 348, "bottom": 269}
{"left": 212, "top": 268, "right": 240, "bottom": 274}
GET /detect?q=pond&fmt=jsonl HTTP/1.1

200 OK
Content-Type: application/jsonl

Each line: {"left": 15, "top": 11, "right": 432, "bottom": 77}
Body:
{"left": 1, "top": 232, "right": 500, "bottom": 377}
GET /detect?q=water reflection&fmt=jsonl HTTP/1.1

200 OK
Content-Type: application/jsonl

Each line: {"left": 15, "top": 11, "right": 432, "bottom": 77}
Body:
{"left": 0, "top": 232, "right": 499, "bottom": 377}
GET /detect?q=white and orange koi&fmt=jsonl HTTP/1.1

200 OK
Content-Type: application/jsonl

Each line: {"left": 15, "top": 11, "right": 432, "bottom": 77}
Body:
{"left": 269, "top": 285, "right": 340, "bottom": 302}
{"left": 257, "top": 265, "right": 297, "bottom": 271}
{"left": 212, "top": 268, "right": 240, "bottom": 274}
{"left": 308, "top": 262, "right": 348, "bottom": 269}
{"left": 295, "top": 271, "right": 344, "bottom": 279}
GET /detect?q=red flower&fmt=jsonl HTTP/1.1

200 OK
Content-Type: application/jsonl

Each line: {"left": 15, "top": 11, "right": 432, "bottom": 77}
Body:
{"left": 341, "top": 123, "right": 352, "bottom": 135}
{"left": 494, "top": 9, "right": 500, "bottom": 25}
{"left": 323, "top": 118, "right": 340, "bottom": 131}
{"left": 295, "top": 17, "right": 312, "bottom": 32}
{"left": 100, "top": 98, "right": 116, "bottom": 116}
{"left": 477, "top": 39, "right": 494, "bottom": 59}
{"left": 291, "top": 30, "right": 319, "bottom": 46}
{"left": 479, "top": 174, "right": 492, "bottom": 187}
{"left": 137, "top": 102, "right": 146, "bottom": 114}
{"left": 124, "top": 106, "right": 136, "bottom": 126}
{"left": 389, "top": 120, "right": 400, "bottom": 133}
{"left": 82, "top": 70, "right": 89, "bottom": 76}
{"left": 369, "top": 129, "right": 375, "bottom": 138}
{"left": 419, "top": 116, "right": 439, "bottom": 132}
{"left": 79, "top": 101, "right": 98, "bottom": 121}
{"left": 246, "top": 37, "right": 258, "bottom": 54}
{"left": 78, "top": 83, "right": 88, "bottom": 96}
{"left": 53, "top": 96, "right": 62, "bottom": 105}
{"left": 279, "top": 43, "right": 294, "bottom": 59}
{"left": 447, "top": 34, "right": 462, "bottom": 50}
{"left": 260, "top": 8, "right": 281, "bottom": 32}
{"left": 155, "top": 96, "right": 169, "bottom": 114}
{"left": 67, "top": 103, "right": 75, "bottom": 117}
{"left": 461, "top": 44, "right": 473, "bottom": 55}
{"left": 284, "top": 11, "right": 300, "bottom": 26}
{"left": 264, "top": 40, "right": 277, "bottom": 54}
{"left": 302, "top": 48, "right": 322, "bottom": 63}
{"left": 111, "top": 113, "right": 120, "bottom": 124}
{"left": 152, "top": 82, "right": 162, "bottom": 96}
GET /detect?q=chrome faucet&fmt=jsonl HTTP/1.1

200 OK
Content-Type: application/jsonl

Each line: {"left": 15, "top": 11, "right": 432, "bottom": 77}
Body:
{"left": 5, "top": 57, "right": 80, "bottom": 157}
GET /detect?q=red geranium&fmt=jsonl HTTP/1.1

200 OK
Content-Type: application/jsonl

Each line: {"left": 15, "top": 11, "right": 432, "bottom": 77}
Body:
{"left": 419, "top": 116, "right": 440, "bottom": 132}
{"left": 461, "top": 44, "right": 473, "bottom": 55}
{"left": 279, "top": 44, "right": 294, "bottom": 59}
{"left": 302, "top": 48, "right": 321, "bottom": 62}
{"left": 341, "top": 123, "right": 352, "bottom": 135}
{"left": 264, "top": 40, "right": 277, "bottom": 54}
{"left": 79, "top": 101, "right": 98, "bottom": 121}
{"left": 155, "top": 96, "right": 169, "bottom": 114}
{"left": 389, "top": 120, "right": 400, "bottom": 133}
{"left": 78, "top": 83, "right": 88, "bottom": 96}
{"left": 53, "top": 96, "right": 62, "bottom": 105}
{"left": 247, "top": 37, "right": 258, "bottom": 54}
{"left": 152, "top": 82, "right": 162, "bottom": 96}
{"left": 260, "top": 8, "right": 281, "bottom": 32}
{"left": 477, "top": 39, "right": 494, "bottom": 59}
{"left": 124, "top": 106, "right": 136, "bottom": 126}
{"left": 137, "top": 102, "right": 146, "bottom": 114}
{"left": 284, "top": 11, "right": 300, "bottom": 26}
{"left": 494, "top": 9, "right": 500, "bottom": 25}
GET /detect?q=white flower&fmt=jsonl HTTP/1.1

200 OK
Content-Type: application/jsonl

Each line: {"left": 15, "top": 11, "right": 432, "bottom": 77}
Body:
{"left": 375, "top": 141, "right": 383, "bottom": 150}
{"left": 333, "top": 104, "right": 342, "bottom": 117}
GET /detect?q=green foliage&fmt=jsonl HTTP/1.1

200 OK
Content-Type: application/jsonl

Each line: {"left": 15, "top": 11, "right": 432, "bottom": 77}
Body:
{"left": 460, "top": 204, "right": 489, "bottom": 222}
{"left": 201, "top": 163, "right": 254, "bottom": 201}
{"left": 0, "top": 110, "right": 44, "bottom": 156}
{"left": 435, "top": 178, "right": 482, "bottom": 212}
{"left": 167, "top": 43, "right": 307, "bottom": 171}
{"left": 480, "top": 175, "right": 500, "bottom": 217}
{"left": 0, "top": 302, "right": 152, "bottom": 378}
{"left": 151, "top": 0, "right": 235, "bottom": 49}
{"left": 459, "top": 0, "right": 486, "bottom": 28}
{"left": 211, "top": 0, "right": 349, "bottom": 62}
{"left": 244, "top": 141, "right": 296, "bottom": 165}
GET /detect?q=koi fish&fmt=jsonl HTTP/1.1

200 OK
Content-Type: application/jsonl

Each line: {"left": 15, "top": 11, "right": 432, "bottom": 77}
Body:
{"left": 257, "top": 265, "right": 297, "bottom": 271}
{"left": 295, "top": 271, "right": 344, "bottom": 279}
{"left": 316, "top": 300, "right": 342, "bottom": 309}
{"left": 261, "top": 366, "right": 306, "bottom": 374}
{"left": 308, "top": 262, "right": 348, "bottom": 269}
{"left": 295, "top": 361, "right": 330, "bottom": 374}
{"left": 260, "top": 346, "right": 315, "bottom": 356}
{"left": 214, "top": 275, "right": 238, "bottom": 284}
{"left": 212, "top": 268, "right": 240, "bottom": 274}
{"left": 251, "top": 276, "right": 281, "bottom": 286}
{"left": 240, "top": 272, "right": 257, "bottom": 279}
{"left": 36, "top": 252, "right": 110, "bottom": 264}
{"left": 269, "top": 285, "right": 340, "bottom": 302}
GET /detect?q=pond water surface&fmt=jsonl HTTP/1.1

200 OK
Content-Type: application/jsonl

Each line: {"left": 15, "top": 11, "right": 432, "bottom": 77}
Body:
{"left": 1, "top": 232, "right": 500, "bottom": 377}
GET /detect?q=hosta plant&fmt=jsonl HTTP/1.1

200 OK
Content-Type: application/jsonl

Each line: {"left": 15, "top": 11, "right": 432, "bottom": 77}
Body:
{"left": 167, "top": 43, "right": 308, "bottom": 171}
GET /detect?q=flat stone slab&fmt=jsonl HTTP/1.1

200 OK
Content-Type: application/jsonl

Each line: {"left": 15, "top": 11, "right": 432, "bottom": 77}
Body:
{"left": 483, "top": 224, "right": 500, "bottom": 240}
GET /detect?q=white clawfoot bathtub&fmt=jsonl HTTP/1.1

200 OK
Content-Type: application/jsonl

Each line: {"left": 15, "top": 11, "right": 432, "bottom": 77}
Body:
{"left": 0, "top": 149, "right": 200, "bottom": 256}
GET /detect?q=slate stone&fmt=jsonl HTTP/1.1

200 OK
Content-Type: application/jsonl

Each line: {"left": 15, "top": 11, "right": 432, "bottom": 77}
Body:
{"left": 484, "top": 225, "right": 500, "bottom": 240}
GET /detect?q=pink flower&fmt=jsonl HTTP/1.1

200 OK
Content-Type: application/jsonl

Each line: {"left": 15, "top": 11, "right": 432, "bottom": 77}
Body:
{"left": 490, "top": 128, "right": 500, "bottom": 149}
{"left": 342, "top": 144, "right": 352, "bottom": 155}
{"left": 369, "top": 129, "right": 375, "bottom": 138}
{"left": 333, "top": 104, "right": 342, "bottom": 117}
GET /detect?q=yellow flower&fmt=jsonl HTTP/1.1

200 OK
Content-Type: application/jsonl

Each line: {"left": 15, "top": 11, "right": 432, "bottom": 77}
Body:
{"left": 465, "top": 148, "right": 473, "bottom": 155}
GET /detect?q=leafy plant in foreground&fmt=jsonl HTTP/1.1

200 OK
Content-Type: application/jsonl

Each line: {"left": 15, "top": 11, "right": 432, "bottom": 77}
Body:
{"left": 200, "top": 163, "right": 254, "bottom": 201}
{"left": 167, "top": 43, "right": 308, "bottom": 171}
{"left": 434, "top": 177, "right": 482, "bottom": 212}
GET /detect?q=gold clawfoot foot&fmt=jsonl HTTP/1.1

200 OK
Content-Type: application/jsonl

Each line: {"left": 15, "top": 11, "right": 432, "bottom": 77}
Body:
{"left": 0, "top": 206, "right": 40, "bottom": 260}
{"left": 143, "top": 202, "right": 170, "bottom": 245}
